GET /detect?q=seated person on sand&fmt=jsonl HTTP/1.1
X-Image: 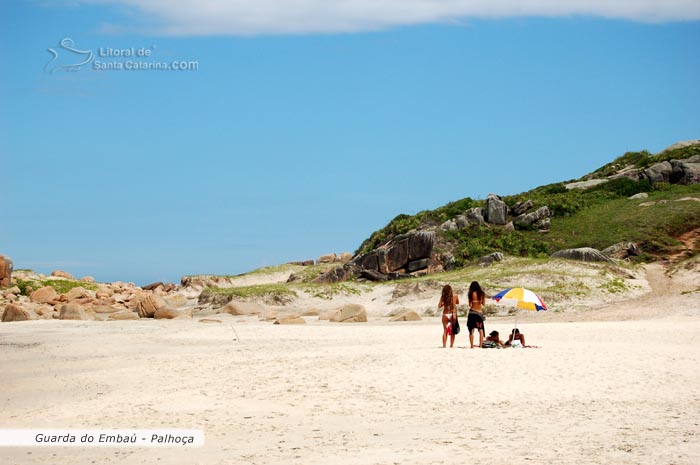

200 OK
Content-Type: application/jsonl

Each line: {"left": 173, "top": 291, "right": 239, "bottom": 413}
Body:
{"left": 505, "top": 328, "right": 527, "bottom": 347}
{"left": 482, "top": 330, "right": 505, "bottom": 348}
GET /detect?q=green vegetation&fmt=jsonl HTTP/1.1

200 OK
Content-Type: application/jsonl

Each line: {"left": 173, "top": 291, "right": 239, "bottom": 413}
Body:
{"left": 443, "top": 227, "right": 550, "bottom": 267}
{"left": 590, "top": 145, "right": 700, "bottom": 179}
{"left": 300, "top": 282, "right": 367, "bottom": 300}
{"left": 356, "top": 198, "right": 478, "bottom": 255}
{"left": 203, "top": 283, "right": 298, "bottom": 299}
{"left": 14, "top": 278, "right": 98, "bottom": 296}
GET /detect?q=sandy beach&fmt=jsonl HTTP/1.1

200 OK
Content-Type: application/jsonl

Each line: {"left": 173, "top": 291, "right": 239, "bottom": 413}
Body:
{"left": 2, "top": 303, "right": 699, "bottom": 465}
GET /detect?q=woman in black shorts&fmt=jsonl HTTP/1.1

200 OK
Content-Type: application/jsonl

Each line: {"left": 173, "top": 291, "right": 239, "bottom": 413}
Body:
{"left": 467, "top": 281, "right": 486, "bottom": 348}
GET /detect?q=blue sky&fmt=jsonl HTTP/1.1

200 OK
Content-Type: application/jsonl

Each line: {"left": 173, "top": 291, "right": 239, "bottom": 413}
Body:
{"left": 1, "top": 1, "right": 699, "bottom": 285}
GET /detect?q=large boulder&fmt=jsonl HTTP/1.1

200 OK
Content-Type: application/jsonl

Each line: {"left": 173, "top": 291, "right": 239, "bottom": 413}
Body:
{"left": 670, "top": 158, "right": 700, "bottom": 185}
{"left": 2, "top": 303, "right": 37, "bottom": 322}
{"left": 465, "top": 207, "right": 485, "bottom": 225}
{"left": 344, "top": 231, "right": 436, "bottom": 280}
{"left": 30, "top": 286, "right": 58, "bottom": 304}
{"left": 644, "top": 161, "right": 673, "bottom": 183}
{"left": 389, "top": 309, "right": 422, "bottom": 322}
{"left": 551, "top": 247, "right": 613, "bottom": 263}
{"left": 329, "top": 304, "right": 367, "bottom": 323}
{"left": 0, "top": 255, "right": 13, "bottom": 287}
{"left": 135, "top": 294, "right": 167, "bottom": 318}
{"left": 484, "top": 194, "right": 507, "bottom": 225}
{"left": 59, "top": 304, "right": 89, "bottom": 320}
{"left": 339, "top": 252, "right": 353, "bottom": 263}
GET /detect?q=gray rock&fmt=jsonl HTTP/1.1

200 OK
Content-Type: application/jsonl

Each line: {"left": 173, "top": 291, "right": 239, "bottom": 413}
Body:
{"left": 484, "top": 194, "right": 507, "bottom": 225}
{"left": 551, "top": 247, "right": 613, "bottom": 263}
{"left": 504, "top": 221, "right": 515, "bottom": 232}
{"left": 644, "top": 161, "right": 673, "bottom": 183}
{"left": 536, "top": 218, "right": 551, "bottom": 231}
{"left": 670, "top": 159, "right": 700, "bottom": 185}
{"left": 465, "top": 207, "right": 485, "bottom": 225}
{"left": 511, "top": 200, "right": 533, "bottom": 216}
{"left": 565, "top": 179, "right": 608, "bottom": 190}
{"left": 478, "top": 252, "right": 504, "bottom": 267}
{"left": 360, "top": 270, "right": 388, "bottom": 282}
{"left": 408, "top": 258, "right": 430, "bottom": 272}
{"left": 516, "top": 206, "right": 551, "bottom": 226}
{"left": 602, "top": 242, "right": 640, "bottom": 259}
{"left": 455, "top": 215, "right": 469, "bottom": 229}
{"left": 628, "top": 193, "right": 649, "bottom": 200}
{"left": 440, "top": 219, "right": 457, "bottom": 231}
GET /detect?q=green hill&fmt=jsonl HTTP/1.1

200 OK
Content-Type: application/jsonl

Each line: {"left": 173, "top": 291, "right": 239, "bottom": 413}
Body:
{"left": 356, "top": 143, "right": 700, "bottom": 266}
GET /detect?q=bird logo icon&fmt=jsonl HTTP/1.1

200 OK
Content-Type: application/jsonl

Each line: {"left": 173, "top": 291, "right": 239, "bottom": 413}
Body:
{"left": 44, "top": 38, "right": 94, "bottom": 73}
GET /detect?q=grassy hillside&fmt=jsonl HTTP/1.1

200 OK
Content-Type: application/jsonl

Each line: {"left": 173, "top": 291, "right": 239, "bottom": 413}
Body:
{"left": 356, "top": 145, "right": 700, "bottom": 264}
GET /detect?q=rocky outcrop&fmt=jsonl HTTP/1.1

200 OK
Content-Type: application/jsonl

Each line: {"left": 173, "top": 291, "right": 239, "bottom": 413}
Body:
{"left": 0, "top": 255, "right": 13, "bottom": 287}
{"left": 317, "top": 231, "right": 436, "bottom": 283}
{"left": 670, "top": 157, "right": 700, "bottom": 185}
{"left": 644, "top": 161, "right": 672, "bottom": 183}
{"left": 551, "top": 248, "right": 613, "bottom": 263}
{"left": 484, "top": 194, "right": 507, "bottom": 225}
{"left": 602, "top": 242, "right": 640, "bottom": 260}
{"left": 329, "top": 304, "right": 367, "bottom": 323}
{"left": 288, "top": 259, "right": 314, "bottom": 266}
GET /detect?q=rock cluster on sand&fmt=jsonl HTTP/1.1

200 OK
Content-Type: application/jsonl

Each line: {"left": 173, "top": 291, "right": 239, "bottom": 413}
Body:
{"left": 1, "top": 270, "right": 193, "bottom": 323}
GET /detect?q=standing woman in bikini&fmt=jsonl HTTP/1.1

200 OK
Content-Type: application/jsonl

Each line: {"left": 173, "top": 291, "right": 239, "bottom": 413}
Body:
{"left": 467, "top": 281, "right": 486, "bottom": 348}
{"left": 438, "top": 284, "right": 459, "bottom": 348}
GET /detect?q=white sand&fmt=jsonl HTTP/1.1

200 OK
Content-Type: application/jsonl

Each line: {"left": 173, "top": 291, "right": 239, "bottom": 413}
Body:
{"left": 1, "top": 313, "right": 699, "bottom": 465}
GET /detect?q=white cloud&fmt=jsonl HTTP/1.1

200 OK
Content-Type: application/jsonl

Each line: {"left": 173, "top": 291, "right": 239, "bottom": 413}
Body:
{"left": 79, "top": 0, "right": 700, "bottom": 35}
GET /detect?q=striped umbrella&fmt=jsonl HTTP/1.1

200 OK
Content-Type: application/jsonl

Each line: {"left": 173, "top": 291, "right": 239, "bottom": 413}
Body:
{"left": 492, "top": 287, "right": 548, "bottom": 311}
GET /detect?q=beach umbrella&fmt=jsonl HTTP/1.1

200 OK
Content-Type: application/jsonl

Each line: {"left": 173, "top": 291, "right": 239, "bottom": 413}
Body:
{"left": 492, "top": 287, "right": 547, "bottom": 346}
{"left": 492, "top": 287, "right": 547, "bottom": 312}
